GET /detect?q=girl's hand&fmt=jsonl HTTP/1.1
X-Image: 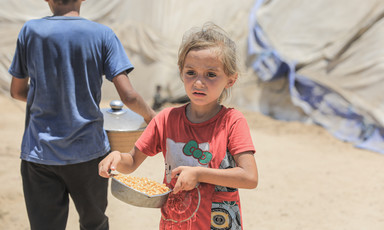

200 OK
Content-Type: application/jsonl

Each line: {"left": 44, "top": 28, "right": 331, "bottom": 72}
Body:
{"left": 98, "top": 151, "right": 122, "bottom": 178}
{"left": 171, "top": 166, "right": 199, "bottom": 194}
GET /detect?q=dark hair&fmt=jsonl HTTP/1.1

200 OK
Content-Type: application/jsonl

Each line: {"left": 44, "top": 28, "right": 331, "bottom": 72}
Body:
{"left": 54, "top": 0, "right": 78, "bottom": 4}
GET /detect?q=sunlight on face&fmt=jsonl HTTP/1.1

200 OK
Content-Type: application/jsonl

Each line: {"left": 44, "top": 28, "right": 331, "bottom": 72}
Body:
{"left": 181, "top": 48, "right": 235, "bottom": 108}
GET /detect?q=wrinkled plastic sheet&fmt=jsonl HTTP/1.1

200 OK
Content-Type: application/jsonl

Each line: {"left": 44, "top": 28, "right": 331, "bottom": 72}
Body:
{"left": 247, "top": 0, "right": 384, "bottom": 154}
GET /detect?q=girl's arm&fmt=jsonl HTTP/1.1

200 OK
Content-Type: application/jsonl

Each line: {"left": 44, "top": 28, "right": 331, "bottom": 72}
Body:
{"left": 98, "top": 146, "right": 148, "bottom": 178}
{"left": 171, "top": 151, "right": 258, "bottom": 194}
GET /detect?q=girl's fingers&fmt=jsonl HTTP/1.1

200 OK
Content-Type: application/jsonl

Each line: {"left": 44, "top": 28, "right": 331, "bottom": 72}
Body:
{"left": 172, "top": 180, "right": 182, "bottom": 194}
{"left": 98, "top": 151, "right": 121, "bottom": 178}
{"left": 98, "top": 164, "right": 108, "bottom": 178}
{"left": 110, "top": 159, "right": 118, "bottom": 172}
{"left": 171, "top": 167, "right": 182, "bottom": 178}
{"left": 99, "top": 158, "right": 113, "bottom": 178}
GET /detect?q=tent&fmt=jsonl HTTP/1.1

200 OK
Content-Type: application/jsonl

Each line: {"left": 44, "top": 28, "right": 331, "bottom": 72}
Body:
{"left": 1, "top": 0, "right": 383, "bottom": 154}
{"left": 247, "top": 0, "right": 384, "bottom": 154}
{"left": 0, "top": 0, "right": 253, "bottom": 100}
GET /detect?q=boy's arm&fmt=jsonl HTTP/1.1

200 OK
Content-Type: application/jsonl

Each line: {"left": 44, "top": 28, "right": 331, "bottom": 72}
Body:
{"left": 112, "top": 72, "right": 156, "bottom": 124}
{"left": 10, "top": 76, "right": 29, "bottom": 102}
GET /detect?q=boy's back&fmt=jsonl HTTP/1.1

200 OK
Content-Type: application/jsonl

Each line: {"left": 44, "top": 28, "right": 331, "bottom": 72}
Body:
{"left": 9, "top": 1, "right": 155, "bottom": 230}
{"left": 9, "top": 16, "right": 133, "bottom": 164}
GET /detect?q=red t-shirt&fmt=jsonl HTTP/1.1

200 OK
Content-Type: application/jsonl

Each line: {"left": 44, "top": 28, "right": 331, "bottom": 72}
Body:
{"left": 136, "top": 104, "right": 255, "bottom": 229}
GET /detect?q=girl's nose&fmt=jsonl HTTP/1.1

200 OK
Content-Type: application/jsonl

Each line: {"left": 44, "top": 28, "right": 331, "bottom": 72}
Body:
{"left": 193, "top": 75, "right": 205, "bottom": 87}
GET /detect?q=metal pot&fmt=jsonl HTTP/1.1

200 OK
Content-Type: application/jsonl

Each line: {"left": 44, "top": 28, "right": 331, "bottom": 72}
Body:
{"left": 101, "top": 100, "right": 146, "bottom": 153}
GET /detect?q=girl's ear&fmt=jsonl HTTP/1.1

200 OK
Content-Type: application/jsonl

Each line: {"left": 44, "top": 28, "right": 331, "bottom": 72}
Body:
{"left": 225, "top": 73, "right": 238, "bottom": 88}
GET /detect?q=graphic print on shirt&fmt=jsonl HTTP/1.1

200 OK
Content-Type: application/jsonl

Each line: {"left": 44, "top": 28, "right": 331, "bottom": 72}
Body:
{"left": 165, "top": 138, "right": 212, "bottom": 184}
{"left": 215, "top": 149, "right": 238, "bottom": 193}
{"left": 211, "top": 149, "right": 241, "bottom": 229}
{"left": 211, "top": 202, "right": 241, "bottom": 230}
{"left": 162, "top": 138, "right": 212, "bottom": 225}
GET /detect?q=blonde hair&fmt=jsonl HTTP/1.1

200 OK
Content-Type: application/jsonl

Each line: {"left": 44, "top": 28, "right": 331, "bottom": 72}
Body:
{"left": 177, "top": 22, "right": 238, "bottom": 102}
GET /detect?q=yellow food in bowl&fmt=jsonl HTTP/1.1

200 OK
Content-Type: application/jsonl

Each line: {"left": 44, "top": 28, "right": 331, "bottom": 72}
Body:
{"left": 114, "top": 174, "right": 170, "bottom": 196}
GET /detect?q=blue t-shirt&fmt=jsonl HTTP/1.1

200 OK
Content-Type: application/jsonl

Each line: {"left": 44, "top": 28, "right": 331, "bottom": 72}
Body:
{"left": 8, "top": 16, "right": 134, "bottom": 165}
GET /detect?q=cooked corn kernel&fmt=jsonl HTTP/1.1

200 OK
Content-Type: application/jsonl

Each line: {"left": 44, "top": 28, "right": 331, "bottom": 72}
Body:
{"left": 114, "top": 174, "right": 170, "bottom": 196}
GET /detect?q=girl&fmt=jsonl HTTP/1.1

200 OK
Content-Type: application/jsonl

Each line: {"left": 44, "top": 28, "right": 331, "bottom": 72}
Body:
{"left": 99, "top": 23, "right": 258, "bottom": 229}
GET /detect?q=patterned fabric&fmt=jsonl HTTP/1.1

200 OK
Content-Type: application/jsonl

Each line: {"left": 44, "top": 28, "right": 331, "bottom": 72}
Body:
{"left": 211, "top": 150, "right": 242, "bottom": 229}
{"left": 211, "top": 201, "right": 242, "bottom": 230}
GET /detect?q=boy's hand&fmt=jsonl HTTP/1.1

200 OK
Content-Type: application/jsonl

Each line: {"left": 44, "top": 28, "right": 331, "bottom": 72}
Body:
{"left": 98, "top": 151, "right": 122, "bottom": 178}
{"left": 171, "top": 166, "right": 199, "bottom": 194}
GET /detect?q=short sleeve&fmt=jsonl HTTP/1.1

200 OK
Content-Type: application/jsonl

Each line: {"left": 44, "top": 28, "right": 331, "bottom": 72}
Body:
{"left": 135, "top": 111, "right": 166, "bottom": 156}
{"left": 227, "top": 112, "right": 255, "bottom": 155}
{"left": 8, "top": 25, "right": 28, "bottom": 79}
{"left": 103, "top": 29, "right": 134, "bottom": 81}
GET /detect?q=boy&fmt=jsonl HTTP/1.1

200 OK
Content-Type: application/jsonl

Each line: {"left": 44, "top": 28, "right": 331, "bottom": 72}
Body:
{"left": 9, "top": 0, "right": 156, "bottom": 229}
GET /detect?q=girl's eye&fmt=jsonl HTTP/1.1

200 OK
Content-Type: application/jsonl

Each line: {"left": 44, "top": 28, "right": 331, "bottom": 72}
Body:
{"left": 186, "top": 71, "right": 195, "bottom": 76}
{"left": 207, "top": 72, "right": 216, "bottom": 78}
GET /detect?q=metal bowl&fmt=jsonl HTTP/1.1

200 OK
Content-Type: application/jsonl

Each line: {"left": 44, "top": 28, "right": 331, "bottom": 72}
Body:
{"left": 111, "top": 177, "right": 171, "bottom": 208}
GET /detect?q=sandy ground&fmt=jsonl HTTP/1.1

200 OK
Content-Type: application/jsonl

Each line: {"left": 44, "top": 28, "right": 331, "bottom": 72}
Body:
{"left": 1, "top": 93, "right": 384, "bottom": 230}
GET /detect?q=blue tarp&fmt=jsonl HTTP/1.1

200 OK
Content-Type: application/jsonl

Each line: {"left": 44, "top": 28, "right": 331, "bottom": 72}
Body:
{"left": 247, "top": 0, "right": 384, "bottom": 154}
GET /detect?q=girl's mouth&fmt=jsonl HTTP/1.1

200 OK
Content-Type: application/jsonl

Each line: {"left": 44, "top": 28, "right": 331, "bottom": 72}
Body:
{"left": 193, "top": 92, "right": 206, "bottom": 96}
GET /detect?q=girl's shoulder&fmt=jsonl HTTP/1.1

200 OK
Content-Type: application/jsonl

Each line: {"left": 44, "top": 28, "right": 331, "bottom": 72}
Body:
{"left": 156, "top": 104, "right": 186, "bottom": 115}
{"left": 153, "top": 104, "right": 186, "bottom": 122}
{"left": 221, "top": 106, "right": 246, "bottom": 121}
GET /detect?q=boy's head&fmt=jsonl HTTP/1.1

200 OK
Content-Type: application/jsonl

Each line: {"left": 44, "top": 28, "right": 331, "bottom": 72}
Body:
{"left": 51, "top": 0, "right": 78, "bottom": 4}
{"left": 45, "top": 0, "right": 83, "bottom": 16}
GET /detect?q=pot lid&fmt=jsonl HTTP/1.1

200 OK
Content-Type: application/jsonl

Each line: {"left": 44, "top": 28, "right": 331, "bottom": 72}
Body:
{"left": 101, "top": 100, "right": 146, "bottom": 131}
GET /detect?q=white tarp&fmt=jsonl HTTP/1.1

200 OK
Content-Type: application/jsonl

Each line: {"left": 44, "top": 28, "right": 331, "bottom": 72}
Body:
{"left": 0, "top": 0, "right": 254, "bottom": 101}
{"left": 248, "top": 0, "right": 384, "bottom": 153}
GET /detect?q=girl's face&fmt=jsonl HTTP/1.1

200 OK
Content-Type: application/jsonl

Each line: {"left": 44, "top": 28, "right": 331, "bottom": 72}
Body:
{"left": 181, "top": 48, "right": 237, "bottom": 108}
